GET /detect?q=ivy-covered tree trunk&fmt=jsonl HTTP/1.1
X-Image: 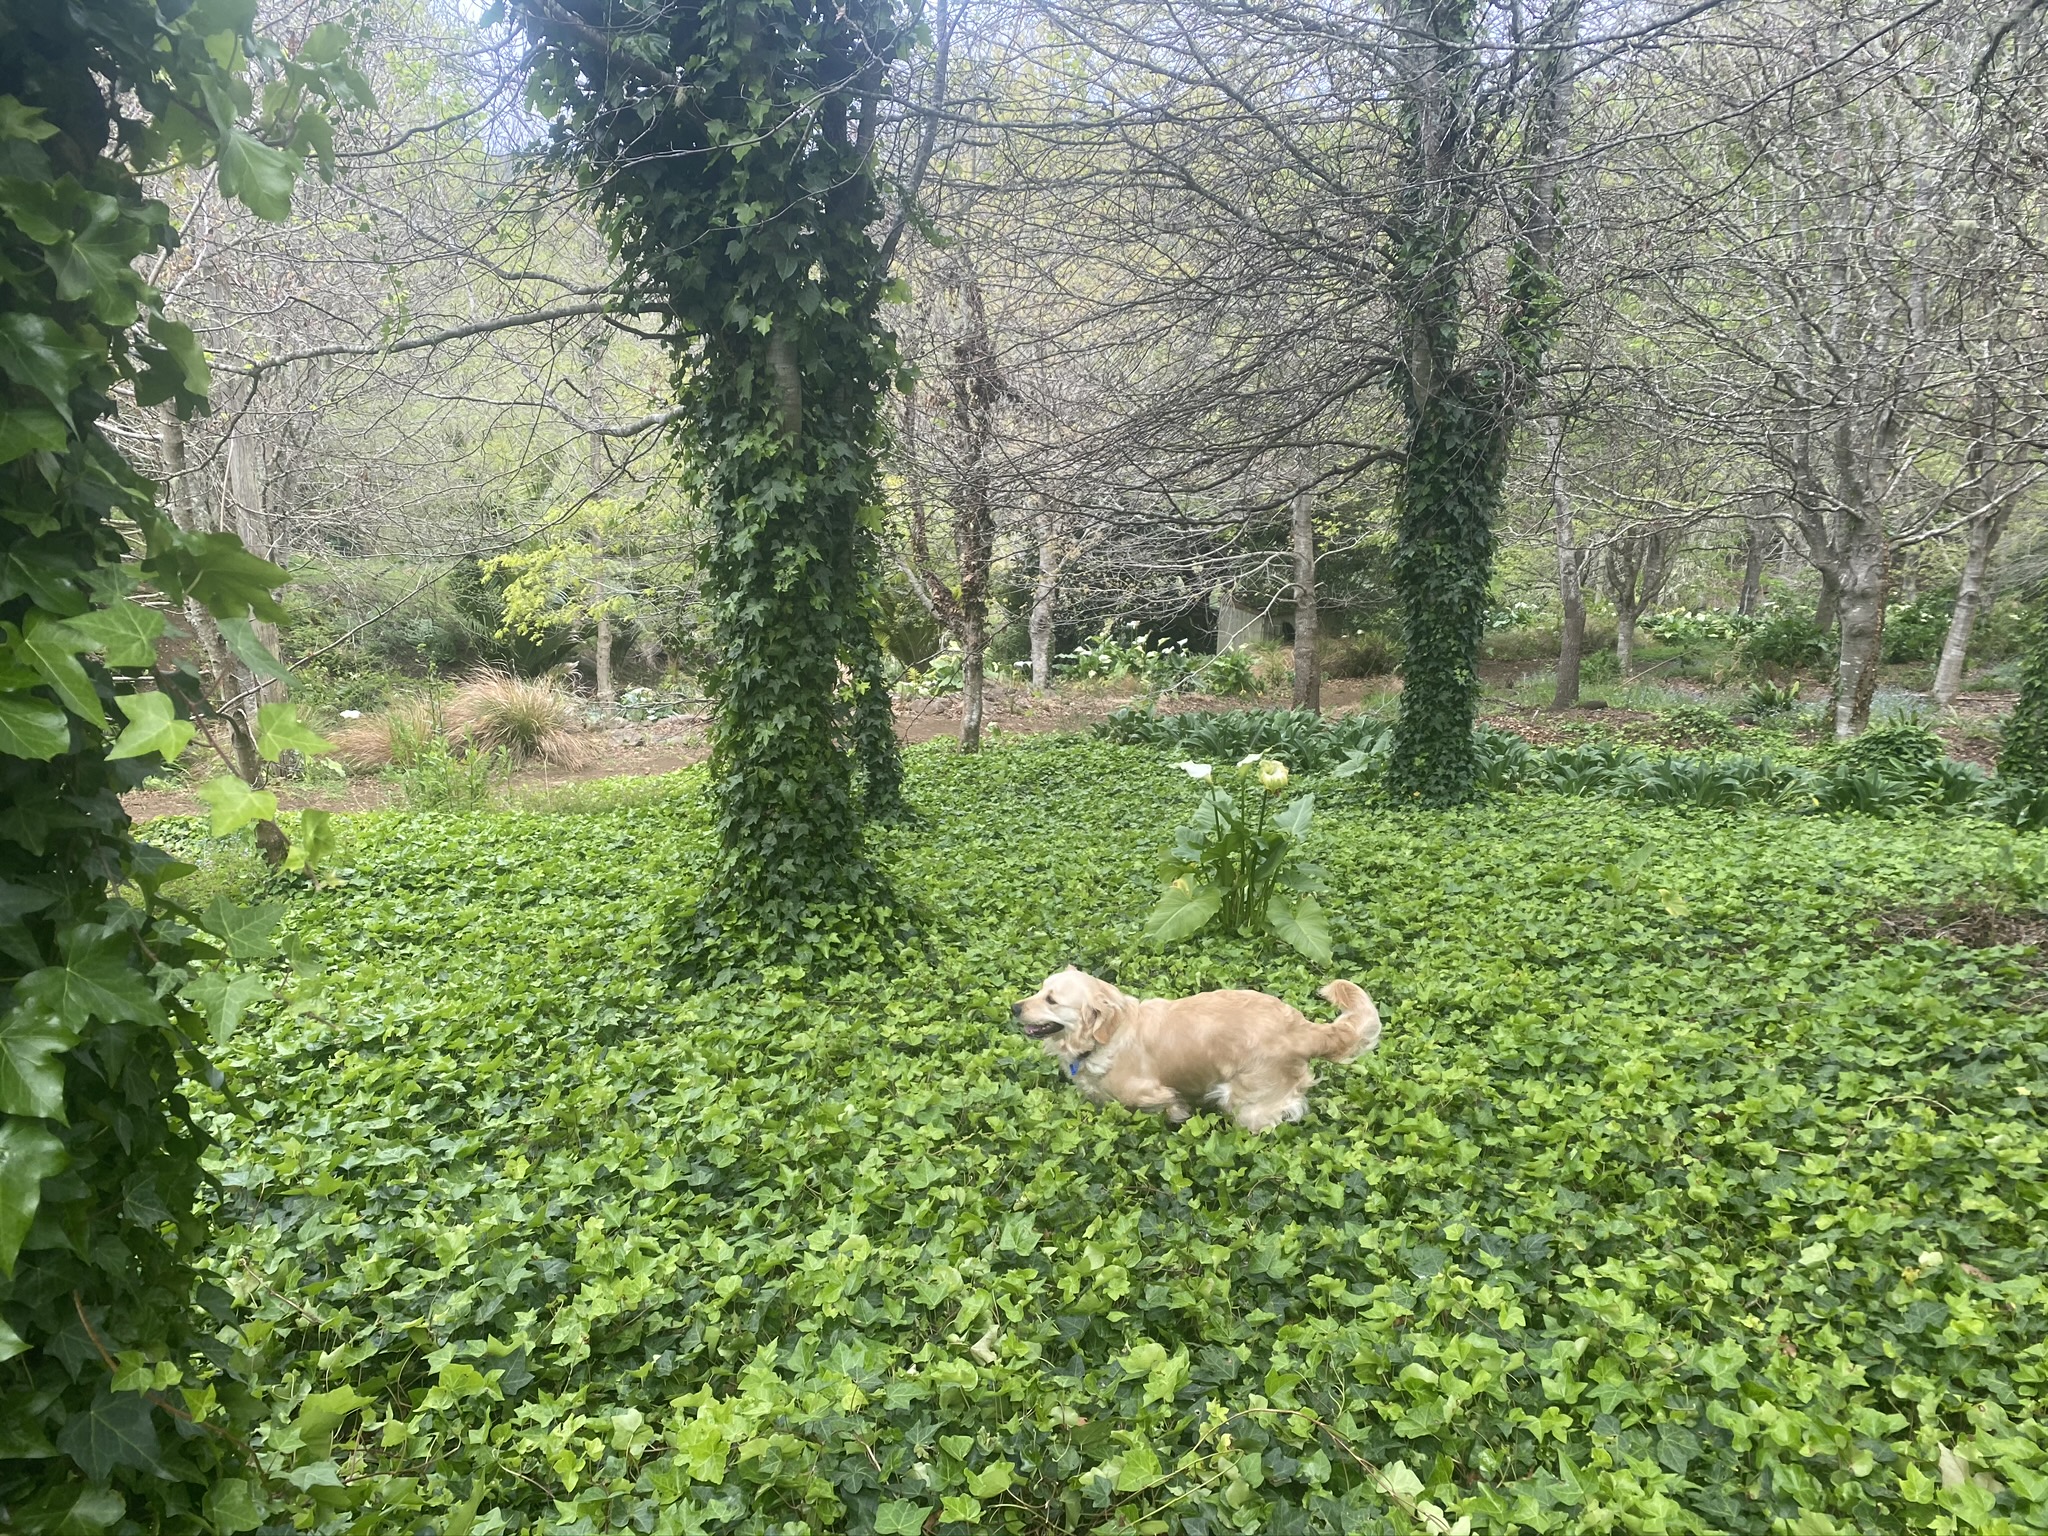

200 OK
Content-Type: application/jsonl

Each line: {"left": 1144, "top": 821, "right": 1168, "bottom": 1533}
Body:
{"left": 1389, "top": 385, "right": 1509, "bottom": 800}
{"left": 1999, "top": 586, "right": 2048, "bottom": 784}
{"left": 0, "top": 3, "right": 358, "bottom": 1528}
{"left": 1384, "top": 0, "right": 1576, "bottom": 805}
{"left": 517, "top": 0, "right": 907, "bottom": 958}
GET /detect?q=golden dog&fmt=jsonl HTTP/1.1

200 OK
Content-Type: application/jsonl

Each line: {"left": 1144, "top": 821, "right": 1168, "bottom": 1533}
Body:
{"left": 1011, "top": 967, "right": 1381, "bottom": 1132}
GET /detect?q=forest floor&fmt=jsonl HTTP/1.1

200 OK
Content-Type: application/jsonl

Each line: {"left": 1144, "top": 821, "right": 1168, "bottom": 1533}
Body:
{"left": 120, "top": 669, "right": 2018, "bottom": 820}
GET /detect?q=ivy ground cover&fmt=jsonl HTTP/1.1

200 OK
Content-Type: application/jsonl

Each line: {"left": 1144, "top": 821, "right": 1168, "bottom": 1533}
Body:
{"left": 200, "top": 738, "right": 2047, "bottom": 1534}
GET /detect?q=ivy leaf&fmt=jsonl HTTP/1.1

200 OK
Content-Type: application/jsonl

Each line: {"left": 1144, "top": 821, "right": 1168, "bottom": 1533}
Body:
{"left": 216, "top": 129, "right": 299, "bottom": 220}
{"left": 184, "top": 971, "right": 272, "bottom": 1048}
{"left": 205, "top": 1480, "right": 263, "bottom": 1536}
{"left": 197, "top": 775, "right": 278, "bottom": 838}
{"left": 1144, "top": 880, "right": 1224, "bottom": 946}
{"left": 0, "top": 693, "right": 68, "bottom": 759}
{"left": 216, "top": 615, "right": 290, "bottom": 682}
{"left": 0, "top": 1003, "right": 78, "bottom": 1119}
{"left": 255, "top": 700, "right": 332, "bottom": 760}
{"left": 201, "top": 896, "right": 284, "bottom": 960}
{"left": 15, "top": 612, "right": 104, "bottom": 727}
{"left": 16, "top": 940, "right": 161, "bottom": 1029}
{"left": 0, "top": 1118, "right": 68, "bottom": 1275}
{"left": 0, "top": 313, "right": 91, "bottom": 424}
{"left": 284, "top": 807, "right": 337, "bottom": 875}
{"left": 873, "top": 1501, "right": 925, "bottom": 1536}
{"left": 54, "top": 1388, "right": 161, "bottom": 1481}
{"left": 107, "top": 692, "right": 194, "bottom": 763}
{"left": 0, "top": 405, "right": 66, "bottom": 465}
{"left": 7, "top": 1483, "right": 125, "bottom": 1534}
{"left": 1266, "top": 891, "right": 1333, "bottom": 965}
{"left": 295, "top": 1385, "right": 372, "bottom": 1443}
{"left": 152, "top": 533, "right": 286, "bottom": 622}
{"left": 67, "top": 601, "right": 165, "bottom": 667}
{"left": 0, "top": 95, "right": 60, "bottom": 143}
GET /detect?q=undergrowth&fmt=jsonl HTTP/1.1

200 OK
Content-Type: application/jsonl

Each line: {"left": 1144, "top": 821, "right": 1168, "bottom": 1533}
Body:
{"left": 189, "top": 739, "right": 2047, "bottom": 1534}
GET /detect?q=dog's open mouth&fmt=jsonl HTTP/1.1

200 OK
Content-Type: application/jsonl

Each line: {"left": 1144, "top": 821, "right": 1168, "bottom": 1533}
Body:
{"left": 1020, "top": 1019, "right": 1065, "bottom": 1039}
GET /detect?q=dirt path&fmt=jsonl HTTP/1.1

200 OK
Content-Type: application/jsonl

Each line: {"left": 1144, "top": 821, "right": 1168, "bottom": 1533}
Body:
{"left": 120, "top": 674, "right": 2016, "bottom": 821}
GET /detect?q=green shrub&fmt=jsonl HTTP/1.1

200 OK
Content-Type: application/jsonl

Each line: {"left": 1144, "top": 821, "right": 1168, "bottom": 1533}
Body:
{"left": 1882, "top": 599, "right": 1949, "bottom": 663}
{"left": 1741, "top": 611, "right": 1831, "bottom": 672}
{"left": 1741, "top": 678, "right": 1803, "bottom": 718}
{"left": 393, "top": 738, "right": 509, "bottom": 811}
{"left": 1193, "top": 648, "right": 1259, "bottom": 697}
{"left": 1999, "top": 590, "right": 2048, "bottom": 783}
{"left": 1324, "top": 630, "right": 1401, "bottom": 678}
{"left": 1145, "top": 756, "right": 1331, "bottom": 962}
{"left": 1825, "top": 721, "right": 1945, "bottom": 781}
{"left": 1659, "top": 703, "right": 1737, "bottom": 748}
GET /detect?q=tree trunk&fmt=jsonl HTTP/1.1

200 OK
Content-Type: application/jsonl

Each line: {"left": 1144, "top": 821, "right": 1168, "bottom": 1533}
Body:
{"left": 1290, "top": 483, "right": 1320, "bottom": 713}
{"left": 1029, "top": 499, "right": 1058, "bottom": 691}
{"left": 595, "top": 610, "right": 614, "bottom": 703}
{"left": 1814, "top": 565, "right": 1841, "bottom": 634}
{"left": 960, "top": 608, "right": 987, "bottom": 752}
{"left": 1932, "top": 509, "right": 2007, "bottom": 707}
{"left": 1831, "top": 515, "right": 1888, "bottom": 738}
{"left": 1738, "top": 523, "right": 1766, "bottom": 616}
{"left": 1548, "top": 431, "right": 1583, "bottom": 710}
{"left": 1616, "top": 609, "right": 1636, "bottom": 679}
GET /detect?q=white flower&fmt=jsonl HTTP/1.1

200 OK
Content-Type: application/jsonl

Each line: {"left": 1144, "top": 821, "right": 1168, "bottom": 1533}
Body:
{"left": 1177, "top": 761, "right": 1213, "bottom": 781}
{"left": 1259, "top": 760, "right": 1290, "bottom": 792}
{"left": 340, "top": 709, "right": 363, "bottom": 719}
{"left": 1238, "top": 752, "right": 1265, "bottom": 768}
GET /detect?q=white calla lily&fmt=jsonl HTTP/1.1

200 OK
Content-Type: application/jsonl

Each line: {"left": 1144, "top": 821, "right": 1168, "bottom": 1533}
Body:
{"left": 1178, "top": 761, "right": 1213, "bottom": 781}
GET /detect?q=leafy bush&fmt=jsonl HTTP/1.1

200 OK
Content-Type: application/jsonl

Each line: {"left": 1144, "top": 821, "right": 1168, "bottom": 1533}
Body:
{"left": 1098, "top": 706, "right": 1390, "bottom": 774}
{"left": 1812, "top": 766, "right": 1926, "bottom": 819}
{"left": 1062, "top": 623, "right": 1197, "bottom": 691}
{"left": 394, "top": 737, "right": 509, "bottom": 811}
{"left": 1643, "top": 608, "right": 1751, "bottom": 647}
{"left": 1323, "top": 630, "right": 1401, "bottom": 679}
{"left": 1740, "top": 611, "right": 1831, "bottom": 672}
{"left": 1741, "top": 678, "right": 1803, "bottom": 718}
{"left": 1982, "top": 776, "right": 2048, "bottom": 831}
{"left": 896, "top": 645, "right": 964, "bottom": 697}
{"left": 1999, "top": 590, "right": 2048, "bottom": 783}
{"left": 1882, "top": 599, "right": 1949, "bottom": 663}
{"left": 1659, "top": 702, "right": 1737, "bottom": 748}
{"left": 1824, "top": 720, "right": 1945, "bottom": 782}
{"left": 1193, "top": 647, "right": 1259, "bottom": 697}
{"left": 198, "top": 740, "right": 2048, "bottom": 1536}
{"left": 1145, "top": 757, "right": 1331, "bottom": 962}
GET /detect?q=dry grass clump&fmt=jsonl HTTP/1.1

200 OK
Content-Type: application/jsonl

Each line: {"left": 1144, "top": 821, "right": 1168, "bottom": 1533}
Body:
{"left": 329, "top": 694, "right": 442, "bottom": 772}
{"left": 325, "top": 674, "right": 589, "bottom": 772}
{"left": 446, "top": 672, "right": 591, "bottom": 768}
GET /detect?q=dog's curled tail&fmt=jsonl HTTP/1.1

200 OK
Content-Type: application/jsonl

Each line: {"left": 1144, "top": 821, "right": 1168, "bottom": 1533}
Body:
{"left": 1313, "top": 980, "right": 1383, "bottom": 1061}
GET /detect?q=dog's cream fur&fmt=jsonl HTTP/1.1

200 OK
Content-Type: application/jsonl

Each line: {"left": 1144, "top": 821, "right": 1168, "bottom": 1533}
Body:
{"left": 1011, "top": 967, "right": 1381, "bottom": 1131}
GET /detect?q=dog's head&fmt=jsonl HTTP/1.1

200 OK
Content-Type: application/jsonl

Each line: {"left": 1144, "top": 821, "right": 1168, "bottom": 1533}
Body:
{"left": 1011, "top": 966, "right": 1127, "bottom": 1052}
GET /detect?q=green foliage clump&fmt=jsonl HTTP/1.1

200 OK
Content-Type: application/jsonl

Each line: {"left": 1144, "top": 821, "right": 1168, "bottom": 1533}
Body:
{"left": 0, "top": 4, "right": 363, "bottom": 1528}
{"left": 202, "top": 740, "right": 2048, "bottom": 1534}
{"left": 1825, "top": 720, "right": 1945, "bottom": 781}
{"left": 1741, "top": 611, "right": 1832, "bottom": 673}
{"left": 516, "top": 0, "right": 907, "bottom": 963}
{"left": 1145, "top": 757, "right": 1330, "bottom": 962}
{"left": 1998, "top": 589, "right": 2048, "bottom": 786}
{"left": 1098, "top": 706, "right": 1389, "bottom": 774}
{"left": 1882, "top": 599, "right": 1950, "bottom": 663}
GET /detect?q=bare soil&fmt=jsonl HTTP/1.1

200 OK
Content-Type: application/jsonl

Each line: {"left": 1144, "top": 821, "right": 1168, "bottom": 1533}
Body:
{"left": 119, "top": 675, "right": 2019, "bottom": 821}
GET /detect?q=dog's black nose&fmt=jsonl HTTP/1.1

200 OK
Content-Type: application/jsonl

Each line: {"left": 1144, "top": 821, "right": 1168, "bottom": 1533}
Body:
{"left": 1010, "top": 1001, "right": 1023, "bottom": 1019}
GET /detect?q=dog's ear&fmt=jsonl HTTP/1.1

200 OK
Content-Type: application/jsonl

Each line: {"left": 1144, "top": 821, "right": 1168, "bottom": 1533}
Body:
{"left": 1077, "top": 979, "right": 1127, "bottom": 1046}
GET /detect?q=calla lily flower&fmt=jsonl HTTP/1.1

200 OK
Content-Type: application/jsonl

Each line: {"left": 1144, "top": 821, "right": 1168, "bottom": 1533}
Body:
{"left": 1238, "top": 752, "right": 1265, "bottom": 768}
{"left": 1259, "top": 760, "right": 1290, "bottom": 792}
{"left": 1178, "top": 761, "right": 1214, "bottom": 781}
